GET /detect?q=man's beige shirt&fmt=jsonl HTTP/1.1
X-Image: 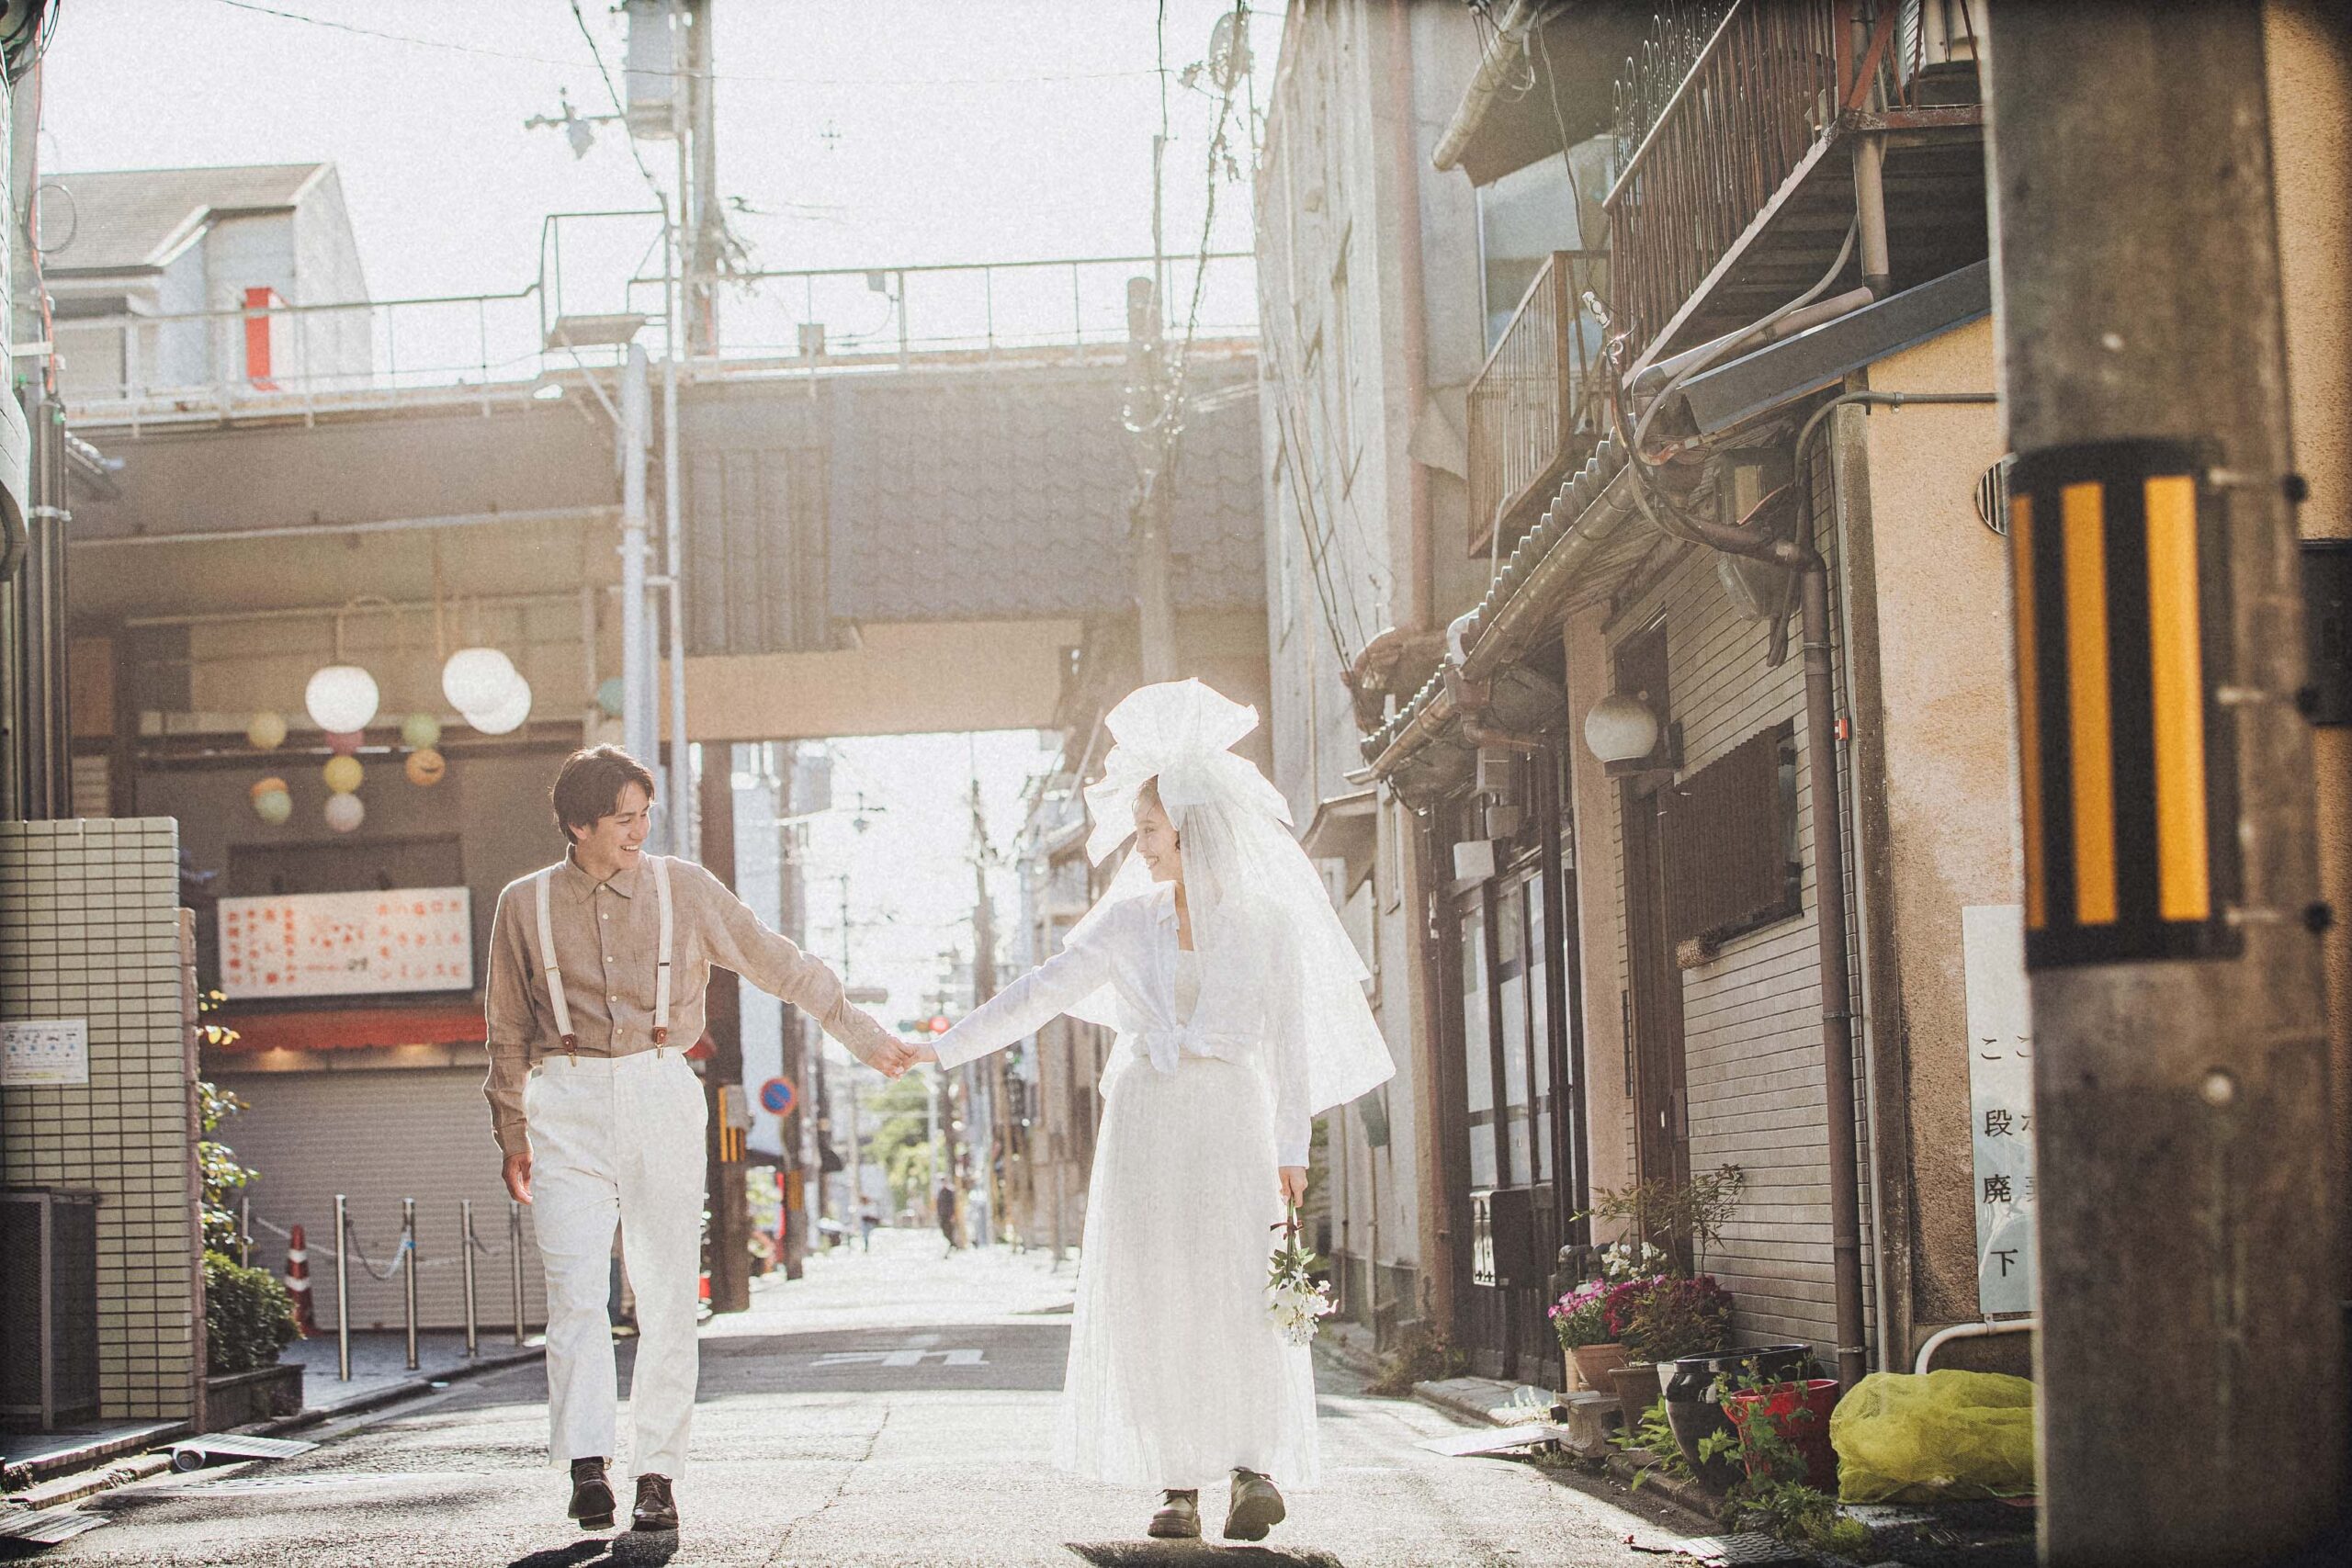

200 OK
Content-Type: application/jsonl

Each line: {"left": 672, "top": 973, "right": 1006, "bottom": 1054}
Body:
{"left": 482, "top": 852, "right": 895, "bottom": 1156}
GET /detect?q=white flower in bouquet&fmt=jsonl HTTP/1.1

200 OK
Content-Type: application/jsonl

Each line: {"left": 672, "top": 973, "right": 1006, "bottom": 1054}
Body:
{"left": 1266, "top": 1213, "right": 1335, "bottom": 1347}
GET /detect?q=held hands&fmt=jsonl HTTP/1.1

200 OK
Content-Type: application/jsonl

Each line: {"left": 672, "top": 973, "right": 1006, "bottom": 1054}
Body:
{"left": 1278, "top": 1166, "right": 1308, "bottom": 1207}
{"left": 860, "top": 1036, "right": 933, "bottom": 1079}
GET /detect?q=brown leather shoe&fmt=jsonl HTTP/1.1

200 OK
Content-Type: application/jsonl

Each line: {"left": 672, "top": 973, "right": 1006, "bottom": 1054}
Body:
{"left": 631, "top": 1472, "right": 680, "bottom": 1532}
{"left": 566, "top": 1457, "right": 616, "bottom": 1531}
{"left": 1147, "top": 1488, "right": 1201, "bottom": 1539}
{"left": 1223, "top": 1468, "right": 1285, "bottom": 1541}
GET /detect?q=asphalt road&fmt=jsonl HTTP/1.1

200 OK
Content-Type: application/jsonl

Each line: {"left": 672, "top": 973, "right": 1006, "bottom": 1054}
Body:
{"left": 41, "top": 1232, "right": 1686, "bottom": 1567}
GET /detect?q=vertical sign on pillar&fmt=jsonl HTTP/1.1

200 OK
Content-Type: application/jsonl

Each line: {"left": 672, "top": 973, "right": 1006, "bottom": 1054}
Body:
{"left": 1962, "top": 904, "right": 2036, "bottom": 1315}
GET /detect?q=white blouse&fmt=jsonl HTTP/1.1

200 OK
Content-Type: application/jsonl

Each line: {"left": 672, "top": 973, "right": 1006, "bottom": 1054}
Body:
{"left": 932, "top": 883, "right": 1313, "bottom": 1167}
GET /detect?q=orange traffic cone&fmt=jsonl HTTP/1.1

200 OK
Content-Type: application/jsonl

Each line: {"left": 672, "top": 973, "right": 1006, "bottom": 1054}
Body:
{"left": 284, "top": 1224, "right": 317, "bottom": 1337}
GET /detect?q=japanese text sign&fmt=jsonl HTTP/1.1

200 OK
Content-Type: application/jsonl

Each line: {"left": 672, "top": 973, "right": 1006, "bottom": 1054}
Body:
{"left": 1963, "top": 903, "right": 2038, "bottom": 1315}
{"left": 219, "top": 887, "right": 473, "bottom": 999}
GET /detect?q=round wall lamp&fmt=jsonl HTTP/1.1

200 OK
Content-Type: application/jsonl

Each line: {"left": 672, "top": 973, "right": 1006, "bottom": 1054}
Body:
{"left": 1584, "top": 693, "right": 1659, "bottom": 764}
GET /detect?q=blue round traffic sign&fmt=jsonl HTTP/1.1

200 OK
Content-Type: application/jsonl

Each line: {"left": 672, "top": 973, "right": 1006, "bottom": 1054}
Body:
{"left": 758, "top": 1077, "right": 797, "bottom": 1116}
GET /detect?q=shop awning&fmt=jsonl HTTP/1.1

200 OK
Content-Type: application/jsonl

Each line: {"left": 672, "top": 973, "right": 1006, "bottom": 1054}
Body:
{"left": 211, "top": 1003, "right": 485, "bottom": 1054}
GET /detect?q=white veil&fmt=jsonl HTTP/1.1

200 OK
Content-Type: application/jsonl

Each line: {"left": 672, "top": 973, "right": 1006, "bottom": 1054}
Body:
{"left": 1065, "top": 679, "right": 1394, "bottom": 1118}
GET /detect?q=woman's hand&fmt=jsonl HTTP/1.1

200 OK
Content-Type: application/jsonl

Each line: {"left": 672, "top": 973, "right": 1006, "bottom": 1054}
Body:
{"left": 907, "top": 1040, "right": 939, "bottom": 1065}
{"left": 862, "top": 1037, "right": 921, "bottom": 1078}
{"left": 1278, "top": 1166, "right": 1308, "bottom": 1207}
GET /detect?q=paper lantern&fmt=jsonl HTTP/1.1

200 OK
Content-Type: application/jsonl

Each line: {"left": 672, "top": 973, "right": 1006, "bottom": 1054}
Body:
{"left": 325, "top": 730, "right": 365, "bottom": 757}
{"left": 405, "top": 748, "right": 447, "bottom": 787}
{"left": 304, "top": 664, "right": 379, "bottom": 734}
{"left": 254, "top": 788, "right": 292, "bottom": 826}
{"left": 323, "top": 792, "right": 365, "bottom": 833}
{"left": 322, "top": 755, "right": 364, "bottom": 795}
{"left": 251, "top": 775, "right": 288, "bottom": 801}
{"left": 401, "top": 712, "right": 443, "bottom": 750}
{"left": 466, "top": 676, "right": 533, "bottom": 737}
{"left": 247, "top": 711, "right": 288, "bottom": 750}
{"left": 441, "top": 648, "right": 516, "bottom": 714}
{"left": 595, "top": 676, "right": 626, "bottom": 718}
{"left": 1583, "top": 693, "right": 1661, "bottom": 765}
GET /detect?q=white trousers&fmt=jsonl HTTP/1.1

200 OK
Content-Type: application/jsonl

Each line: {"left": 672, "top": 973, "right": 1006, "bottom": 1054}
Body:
{"left": 524, "top": 1049, "right": 707, "bottom": 1479}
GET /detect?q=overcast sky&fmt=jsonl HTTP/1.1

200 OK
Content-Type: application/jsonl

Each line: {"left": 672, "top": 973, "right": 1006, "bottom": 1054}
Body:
{"left": 40, "top": 0, "right": 1275, "bottom": 1022}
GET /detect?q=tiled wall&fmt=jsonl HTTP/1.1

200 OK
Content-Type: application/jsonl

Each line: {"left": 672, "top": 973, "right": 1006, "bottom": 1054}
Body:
{"left": 0, "top": 818, "right": 200, "bottom": 1422}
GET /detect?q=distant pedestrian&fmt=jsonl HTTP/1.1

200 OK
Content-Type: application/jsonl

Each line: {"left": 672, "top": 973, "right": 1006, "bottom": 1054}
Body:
{"left": 935, "top": 1179, "right": 959, "bottom": 1253}
{"left": 858, "top": 1199, "right": 879, "bottom": 1251}
{"left": 912, "top": 682, "right": 1392, "bottom": 1545}
{"left": 484, "top": 746, "right": 919, "bottom": 1539}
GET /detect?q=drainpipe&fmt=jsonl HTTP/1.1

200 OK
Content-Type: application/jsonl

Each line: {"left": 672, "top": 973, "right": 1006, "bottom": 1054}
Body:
{"left": 1657, "top": 389, "right": 1992, "bottom": 1389}
{"left": 1389, "top": 0, "right": 1433, "bottom": 631}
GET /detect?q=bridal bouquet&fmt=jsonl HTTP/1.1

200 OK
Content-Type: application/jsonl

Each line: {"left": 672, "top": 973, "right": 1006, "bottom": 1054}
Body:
{"left": 1266, "top": 1208, "right": 1336, "bottom": 1347}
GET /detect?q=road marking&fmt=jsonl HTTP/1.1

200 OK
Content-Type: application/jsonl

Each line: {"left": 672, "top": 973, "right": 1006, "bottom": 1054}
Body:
{"left": 810, "top": 1348, "right": 989, "bottom": 1369}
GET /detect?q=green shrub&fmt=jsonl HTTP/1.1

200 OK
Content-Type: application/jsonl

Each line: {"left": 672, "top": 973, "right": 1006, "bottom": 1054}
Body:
{"left": 205, "top": 1249, "right": 298, "bottom": 1375}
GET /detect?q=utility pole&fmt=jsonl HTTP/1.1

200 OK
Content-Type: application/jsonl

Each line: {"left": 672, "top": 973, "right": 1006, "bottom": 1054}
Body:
{"left": 1126, "top": 112, "right": 1178, "bottom": 682}
{"left": 698, "top": 750, "right": 750, "bottom": 1313}
{"left": 1984, "top": 7, "right": 2342, "bottom": 1563}
{"left": 619, "top": 343, "right": 654, "bottom": 773}
{"left": 968, "top": 780, "right": 1002, "bottom": 1247}
{"left": 679, "top": 0, "right": 719, "bottom": 358}
{"left": 773, "top": 741, "right": 808, "bottom": 1279}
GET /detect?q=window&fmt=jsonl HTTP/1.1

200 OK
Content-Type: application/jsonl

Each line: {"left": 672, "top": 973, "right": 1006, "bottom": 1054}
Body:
{"left": 1661, "top": 720, "right": 1804, "bottom": 957}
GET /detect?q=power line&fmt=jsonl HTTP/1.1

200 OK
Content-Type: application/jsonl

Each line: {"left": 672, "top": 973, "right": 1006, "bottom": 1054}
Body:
{"left": 566, "top": 0, "right": 662, "bottom": 197}
{"left": 205, "top": 1, "right": 1166, "bottom": 89}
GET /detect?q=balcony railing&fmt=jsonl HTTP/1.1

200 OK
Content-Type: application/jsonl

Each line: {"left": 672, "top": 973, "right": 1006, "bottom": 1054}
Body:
{"left": 1466, "top": 249, "right": 1610, "bottom": 558}
{"left": 1601, "top": 1, "right": 1989, "bottom": 365}
{"left": 1604, "top": 1, "right": 1842, "bottom": 363}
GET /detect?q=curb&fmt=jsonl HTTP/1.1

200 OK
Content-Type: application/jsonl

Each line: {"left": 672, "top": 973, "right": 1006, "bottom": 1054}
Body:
{"left": 0, "top": 1453, "right": 175, "bottom": 1516}
{"left": 259, "top": 1342, "right": 546, "bottom": 1435}
{"left": 1602, "top": 1449, "right": 1724, "bottom": 1526}
{"left": 0, "top": 1422, "right": 187, "bottom": 1494}
{"left": 1409, "top": 1376, "right": 1527, "bottom": 1428}
{"left": 0, "top": 1344, "right": 545, "bottom": 1515}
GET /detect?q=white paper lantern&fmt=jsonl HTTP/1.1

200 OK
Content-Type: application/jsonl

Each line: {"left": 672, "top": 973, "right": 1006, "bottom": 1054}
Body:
{"left": 441, "top": 648, "right": 517, "bottom": 714}
{"left": 1582, "top": 692, "right": 1660, "bottom": 765}
{"left": 304, "top": 664, "right": 380, "bottom": 735}
{"left": 466, "top": 675, "right": 533, "bottom": 736}
{"left": 323, "top": 792, "right": 366, "bottom": 833}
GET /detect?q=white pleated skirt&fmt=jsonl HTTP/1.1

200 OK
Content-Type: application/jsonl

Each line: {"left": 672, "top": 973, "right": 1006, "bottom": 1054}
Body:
{"left": 1053, "top": 1053, "right": 1321, "bottom": 1491}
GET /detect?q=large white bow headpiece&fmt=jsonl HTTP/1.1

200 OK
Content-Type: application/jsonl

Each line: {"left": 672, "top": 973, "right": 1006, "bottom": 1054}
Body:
{"left": 1082, "top": 679, "right": 1292, "bottom": 865}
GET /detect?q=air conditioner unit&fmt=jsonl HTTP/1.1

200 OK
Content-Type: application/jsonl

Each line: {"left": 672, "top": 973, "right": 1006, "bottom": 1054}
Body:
{"left": 0, "top": 1190, "right": 102, "bottom": 1430}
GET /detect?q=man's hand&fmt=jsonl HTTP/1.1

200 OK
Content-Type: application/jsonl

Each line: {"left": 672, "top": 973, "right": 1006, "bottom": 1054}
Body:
{"left": 907, "top": 1040, "right": 939, "bottom": 1066}
{"left": 503, "top": 1150, "right": 533, "bottom": 1205}
{"left": 1279, "top": 1166, "right": 1308, "bottom": 1207}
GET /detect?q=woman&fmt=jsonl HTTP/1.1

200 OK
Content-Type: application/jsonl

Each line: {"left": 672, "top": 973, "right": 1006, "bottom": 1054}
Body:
{"left": 915, "top": 679, "right": 1393, "bottom": 1542}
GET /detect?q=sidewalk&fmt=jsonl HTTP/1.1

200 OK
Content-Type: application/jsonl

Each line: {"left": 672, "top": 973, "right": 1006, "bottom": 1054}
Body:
{"left": 278, "top": 1329, "right": 543, "bottom": 1422}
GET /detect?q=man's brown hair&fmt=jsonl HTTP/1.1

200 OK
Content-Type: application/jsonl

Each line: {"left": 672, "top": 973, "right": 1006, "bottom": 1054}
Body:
{"left": 550, "top": 746, "right": 656, "bottom": 844}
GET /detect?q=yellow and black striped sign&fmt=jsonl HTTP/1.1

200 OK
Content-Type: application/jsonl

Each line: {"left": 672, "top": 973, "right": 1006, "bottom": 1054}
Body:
{"left": 2008, "top": 439, "right": 2242, "bottom": 968}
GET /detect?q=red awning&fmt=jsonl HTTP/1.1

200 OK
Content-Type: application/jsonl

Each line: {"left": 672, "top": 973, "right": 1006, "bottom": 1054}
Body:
{"left": 212, "top": 1003, "right": 486, "bottom": 1054}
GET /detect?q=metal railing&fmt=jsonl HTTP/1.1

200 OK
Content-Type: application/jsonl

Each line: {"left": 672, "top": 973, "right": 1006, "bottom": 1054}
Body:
{"left": 1602, "top": 0, "right": 1844, "bottom": 360}
{"left": 1466, "top": 250, "right": 1610, "bottom": 557}
{"left": 55, "top": 251, "right": 1261, "bottom": 427}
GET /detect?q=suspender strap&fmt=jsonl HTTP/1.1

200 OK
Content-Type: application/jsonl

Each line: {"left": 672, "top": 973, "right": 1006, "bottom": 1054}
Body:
{"left": 534, "top": 870, "right": 578, "bottom": 1053}
{"left": 651, "top": 855, "right": 674, "bottom": 1046}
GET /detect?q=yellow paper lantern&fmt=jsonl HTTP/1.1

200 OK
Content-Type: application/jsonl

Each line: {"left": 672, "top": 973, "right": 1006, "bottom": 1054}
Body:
{"left": 401, "top": 712, "right": 443, "bottom": 750}
{"left": 322, "top": 755, "right": 364, "bottom": 795}
{"left": 405, "top": 749, "right": 447, "bottom": 787}
{"left": 247, "top": 711, "right": 288, "bottom": 750}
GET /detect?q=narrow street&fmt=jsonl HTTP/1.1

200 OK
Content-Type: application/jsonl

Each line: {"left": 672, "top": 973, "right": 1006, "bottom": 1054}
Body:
{"left": 51, "top": 1232, "right": 1675, "bottom": 1567}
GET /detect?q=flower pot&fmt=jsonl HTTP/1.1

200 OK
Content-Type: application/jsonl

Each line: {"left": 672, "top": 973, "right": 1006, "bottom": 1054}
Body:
{"left": 1726, "top": 1378, "right": 1842, "bottom": 1494}
{"left": 1607, "top": 1362, "right": 1660, "bottom": 1431}
{"left": 1569, "top": 1342, "right": 1628, "bottom": 1390}
{"left": 1661, "top": 1345, "right": 1816, "bottom": 1493}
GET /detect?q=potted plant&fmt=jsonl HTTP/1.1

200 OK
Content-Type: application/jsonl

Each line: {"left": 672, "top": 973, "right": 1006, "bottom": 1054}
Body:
{"left": 1723, "top": 1375, "right": 1842, "bottom": 1494}
{"left": 1549, "top": 1277, "right": 1625, "bottom": 1391}
{"left": 1595, "top": 1272, "right": 1668, "bottom": 1427}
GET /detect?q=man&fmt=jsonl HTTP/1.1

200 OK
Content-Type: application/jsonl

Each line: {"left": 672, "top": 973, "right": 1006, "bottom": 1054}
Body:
{"left": 485, "top": 746, "right": 914, "bottom": 1536}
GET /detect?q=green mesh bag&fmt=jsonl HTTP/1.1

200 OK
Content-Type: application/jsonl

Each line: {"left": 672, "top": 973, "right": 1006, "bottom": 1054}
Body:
{"left": 1830, "top": 1369, "right": 2038, "bottom": 1503}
